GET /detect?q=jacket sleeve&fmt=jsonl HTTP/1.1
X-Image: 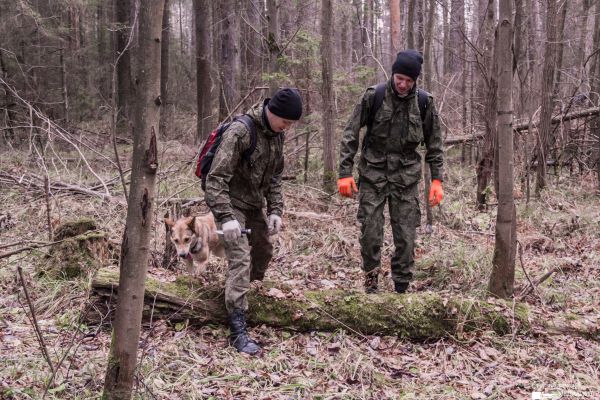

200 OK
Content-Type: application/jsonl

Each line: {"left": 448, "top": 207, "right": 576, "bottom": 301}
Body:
{"left": 422, "top": 96, "right": 444, "bottom": 182}
{"left": 338, "top": 88, "right": 373, "bottom": 178}
{"left": 266, "top": 150, "right": 284, "bottom": 217}
{"left": 204, "top": 123, "right": 249, "bottom": 223}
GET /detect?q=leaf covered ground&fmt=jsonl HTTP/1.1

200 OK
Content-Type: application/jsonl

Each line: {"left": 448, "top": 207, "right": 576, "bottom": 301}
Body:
{"left": 1, "top": 137, "right": 599, "bottom": 399}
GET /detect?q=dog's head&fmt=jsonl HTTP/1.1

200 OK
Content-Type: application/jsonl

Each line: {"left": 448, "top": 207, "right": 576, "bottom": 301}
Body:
{"left": 164, "top": 216, "right": 204, "bottom": 259}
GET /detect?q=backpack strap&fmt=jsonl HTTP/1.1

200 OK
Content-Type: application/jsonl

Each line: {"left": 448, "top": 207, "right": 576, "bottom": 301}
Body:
{"left": 362, "top": 83, "right": 386, "bottom": 151}
{"left": 417, "top": 88, "right": 429, "bottom": 122}
{"left": 235, "top": 114, "right": 257, "bottom": 163}
{"left": 367, "top": 83, "right": 387, "bottom": 132}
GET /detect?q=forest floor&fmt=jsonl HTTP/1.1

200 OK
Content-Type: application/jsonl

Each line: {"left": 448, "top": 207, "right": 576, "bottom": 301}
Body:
{"left": 1, "top": 136, "right": 599, "bottom": 399}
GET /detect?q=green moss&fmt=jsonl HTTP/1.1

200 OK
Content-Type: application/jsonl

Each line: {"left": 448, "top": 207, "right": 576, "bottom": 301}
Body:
{"left": 54, "top": 218, "right": 97, "bottom": 240}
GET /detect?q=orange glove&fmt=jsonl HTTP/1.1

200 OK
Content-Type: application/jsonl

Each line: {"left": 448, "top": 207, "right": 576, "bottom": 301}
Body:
{"left": 337, "top": 177, "right": 358, "bottom": 198}
{"left": 428, "top": 179, "right": 443, "bottom": 207}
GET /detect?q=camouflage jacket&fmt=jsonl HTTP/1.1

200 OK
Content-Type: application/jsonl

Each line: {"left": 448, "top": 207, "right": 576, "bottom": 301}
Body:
{"left": 205, "top": 100, "right": 284, "bottom": 223}
{"left": 338, "top": 80, "right": 444, "bottom": 189}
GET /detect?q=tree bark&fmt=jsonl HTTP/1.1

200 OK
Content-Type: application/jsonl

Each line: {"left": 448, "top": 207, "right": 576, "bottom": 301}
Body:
{"left": 160, "top": 0, "right": 170, "bottom": 138}
{"left": 475, "top": 0, "right": 497, "bottom": 209}
{"left": 217, "top": 0, "right": 239, "bottom": 121}
{"left": 102, "top": 1, "right": 164, "bottom": 398}
{"left": 114, "top": 0, "right": 133, "bottom": 131}
{"left": 390, "top": 0, "right": 401, "bottom": 56}
{"left": 193, "top": 0, "right": 212, "bottom": 144}
{"left": 535, "top": 0, "right": 558, "bottom": 194}
{"left": 321, "top": 0, "right": 335, "bottom": 194}
{"left": 89, "top": 268, "right": 530, "bottom": 340}
{"left": 407, "top": 0, "right": 416, "bottom": 49}
{"left": 266, "top": 0, "right": 280, "bottom": 95}
{"left": 488, "top": 0, "right": 516, "bottom": 298}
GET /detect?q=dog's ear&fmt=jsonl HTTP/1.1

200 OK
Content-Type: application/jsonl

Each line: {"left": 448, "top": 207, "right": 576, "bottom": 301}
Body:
{"left": 186, "top": 216, "right": 196, "bottom": 231}
{"left": 164, "top": 217, "right": 175, "bottom": 228}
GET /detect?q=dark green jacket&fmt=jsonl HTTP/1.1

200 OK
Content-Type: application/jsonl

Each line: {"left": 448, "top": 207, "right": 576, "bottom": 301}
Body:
{"left": 205, "top": 100, "right": 284, "bottom": 223}
{"left": 338, "top": 81, "right": 444, "bottom": 188}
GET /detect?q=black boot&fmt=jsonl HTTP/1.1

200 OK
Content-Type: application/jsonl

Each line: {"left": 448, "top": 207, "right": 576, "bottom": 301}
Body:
{"left": 394, "top": 281, "right": 409, "bottom": 294}
{"left": 228, "top": 308, "right": 261, "bottom": 355}
{"left": 364, "top": 271, "right": 378, "bottom": 294}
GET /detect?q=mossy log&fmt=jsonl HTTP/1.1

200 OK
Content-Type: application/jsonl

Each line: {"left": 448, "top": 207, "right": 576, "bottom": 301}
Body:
{"left": 88, "top": 268, "right": 530, "bottom": 339}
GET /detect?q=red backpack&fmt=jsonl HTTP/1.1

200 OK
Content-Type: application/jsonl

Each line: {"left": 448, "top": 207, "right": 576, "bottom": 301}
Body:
{"left": 195, "top": 114, "right": 257, "bottom": 190}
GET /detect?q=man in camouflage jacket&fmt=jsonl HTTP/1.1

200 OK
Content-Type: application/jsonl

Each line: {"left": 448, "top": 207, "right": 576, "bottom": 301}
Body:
{"left": 205, "top": 88, "right": 302, "bottom": 355}
{"left": 337, "top": 50, "right": 444, "bottom": 294}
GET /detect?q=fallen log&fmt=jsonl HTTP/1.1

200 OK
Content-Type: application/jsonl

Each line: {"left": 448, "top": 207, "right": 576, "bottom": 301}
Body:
{"left": 88, "top": 268, "right": 529, "bottom": 340}
{"left": 444, "top": 106, "right": 600, "bottom": 145}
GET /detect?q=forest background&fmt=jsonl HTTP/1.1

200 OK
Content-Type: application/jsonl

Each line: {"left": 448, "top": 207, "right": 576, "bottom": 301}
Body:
{"left": 0, "top": 0, "right": 599, "bottom": 399}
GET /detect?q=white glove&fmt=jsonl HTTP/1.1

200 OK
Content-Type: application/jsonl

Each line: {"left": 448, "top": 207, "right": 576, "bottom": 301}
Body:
{"left": 268, "top": 214, "right": 282, "bottom": 235}
{"left": 222, "top": 219, "right": 242, "bottom": 242}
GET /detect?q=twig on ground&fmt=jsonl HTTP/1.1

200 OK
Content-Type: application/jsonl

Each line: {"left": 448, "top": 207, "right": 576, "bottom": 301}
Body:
{"left": 17, "top": 266, "right": 55, "bottom": 375}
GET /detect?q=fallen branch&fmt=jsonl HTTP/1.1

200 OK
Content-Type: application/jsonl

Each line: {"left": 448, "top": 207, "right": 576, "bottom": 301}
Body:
{"left": 445, "top": 106, "right": 600, "bottom": 145}
{"left": 17, "top": 267, "right": 55, "bottom": 375}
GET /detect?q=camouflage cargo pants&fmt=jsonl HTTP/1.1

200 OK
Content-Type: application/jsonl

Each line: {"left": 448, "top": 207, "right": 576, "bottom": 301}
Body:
{"left": 218, "top": 207, "right": 273, "bottom": 312}
{"left": 357, "top": 181, "right": 421, "bottom": 284}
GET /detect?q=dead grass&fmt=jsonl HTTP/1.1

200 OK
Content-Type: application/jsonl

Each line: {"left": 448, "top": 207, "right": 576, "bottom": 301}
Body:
{"left": 1, "top": 138, "right": 599, "bottom": 399}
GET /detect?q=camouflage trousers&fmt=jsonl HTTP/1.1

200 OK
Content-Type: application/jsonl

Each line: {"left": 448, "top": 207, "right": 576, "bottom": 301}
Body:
{"left": 357, "top": 181, "right": 421, "bottom": 284}
{"left": 218, "top": 207, "right": 273, "bottom": 313}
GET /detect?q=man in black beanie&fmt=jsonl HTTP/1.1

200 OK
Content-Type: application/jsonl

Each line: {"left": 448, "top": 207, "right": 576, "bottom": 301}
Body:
{"left": 337, "top": 50, "right": 444, "bottom": 294}
{"left": 205, "top": 88, "right": 302, "bottom": 354}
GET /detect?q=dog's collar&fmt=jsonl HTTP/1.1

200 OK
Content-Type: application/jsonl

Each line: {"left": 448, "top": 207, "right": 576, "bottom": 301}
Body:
{"left": 189, "top": 237, "right": 202, "bottom": 254}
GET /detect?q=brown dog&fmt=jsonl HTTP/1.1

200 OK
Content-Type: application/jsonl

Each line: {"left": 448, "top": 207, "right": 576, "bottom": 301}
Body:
{"left": 164, "top": 212, "right": 225, "bottom": 275}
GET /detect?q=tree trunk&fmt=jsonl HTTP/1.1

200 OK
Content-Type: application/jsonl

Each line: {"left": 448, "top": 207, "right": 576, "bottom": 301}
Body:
{"left": 390, "top": 0, "right": 401, "bottom": 56}
{"left": 488, "top": 0, "right": 516, "bottom": 298}
{"left": 217, "top": 0, "right": 239, "bottom": 121}
{"left": 422, "top": 0, "right": 435, "bottom": 89}
{"left": 102, "top": 1, "right": 164, "bottom": 398}
{"left": 266, "top": 0, "right": 279, "bottom": 95}
{"left": 89, "top": 268, "right": 530, "bottom": 340}
{"left": 591, "top": 2, "right": 600, "bottom": 191}
{"left": 352, "top": 0, "right": 363, "bottom": 63}
{"left": 193, "top": 0, "right": 212, "bottom": 144}
{"left": 535, "top": 0, "right": 558, "bottom": 194}
{"left": 475, "top": 0, "right": 497, "bottom": 209}
{"left": 115, "top": 0, "right": 133, "bottom": 131}
{"left": 321, "top": 0, "right": 335, "bottom": 194}
{"left": 160, "top": 0, "right": 170, "bottom": 138}
{"left": 407, "top": 0, "right": 416, "bottom": 49}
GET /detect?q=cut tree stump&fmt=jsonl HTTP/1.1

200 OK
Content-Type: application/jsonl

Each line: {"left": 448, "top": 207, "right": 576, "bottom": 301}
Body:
{"left": 88, "top": 268, "right": 529, "bottom": 340}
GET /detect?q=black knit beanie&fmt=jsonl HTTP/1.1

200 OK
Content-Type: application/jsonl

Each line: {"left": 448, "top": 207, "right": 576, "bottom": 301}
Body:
{"left": 267, "top": 88, "right": 303, "bottom": 120}
{"left": 392, "top": 50, "right": 423, "bottom": 80}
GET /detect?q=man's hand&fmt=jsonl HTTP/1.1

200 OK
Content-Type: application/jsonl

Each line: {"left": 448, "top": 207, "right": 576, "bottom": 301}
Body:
{"left": 428, "top": 179, "right": 443, "bottom": 207}
{"left": 268, "top": 214, "right": 282, "bottom": 235}
{"left": 337, "top": 176, "right": 358, "bottom": 198}
{"left": 222, "top": 220, "right": 242, "bottom": 242}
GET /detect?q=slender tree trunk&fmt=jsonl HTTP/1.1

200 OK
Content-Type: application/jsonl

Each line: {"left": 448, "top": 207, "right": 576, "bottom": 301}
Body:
{"left": 390, "top": 0, "right": 401, "bottom": 56}
{"left": 536, "top": 0, "right": 558, "bottom": 194}
{"left": 321, "top": 0, "right": 335, "bottom": 194}
{"left": 352, "top": 0, "right": 363, "bottom": 63}
{"left": 489, "top": 0, "right": 516, "bottom": 298}
{"left": 475, "top": 0, "right": 496, "bottom": 209}
{"left": 115, "top": 0, "right": 133, "bottom": 131}
{"left": 193, "top": 0, "right": 212, "bottom": 143}
{"left": 423, "top": 0, "right": 435, "bottom": 89}
{"left": 160, "top": 0, "right": 170, "bottom": 138}
{"left": 591, "top": 3, "right": 600, "bottom": 190}
{"left": 266, "top": 0, "right": 279, "bottom": 95}
{"left": 407, "top": 0, "right": 416, "bottom": 49}
{"left": 102, "top": 1, "right": 164, "bottom": 398}
{"left": 217, "top": 0, "right": 239, "bottom": 121}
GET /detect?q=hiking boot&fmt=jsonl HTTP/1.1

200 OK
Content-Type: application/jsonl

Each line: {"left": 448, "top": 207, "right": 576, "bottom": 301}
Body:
{"left": 394, "top": 281, "right": 409, "bottom": 294}
{"left": 228, "top": 308, "right": 261, "bottom": 355}
{"left": 364, "top": 272, "right": 378, "bottom": 294}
